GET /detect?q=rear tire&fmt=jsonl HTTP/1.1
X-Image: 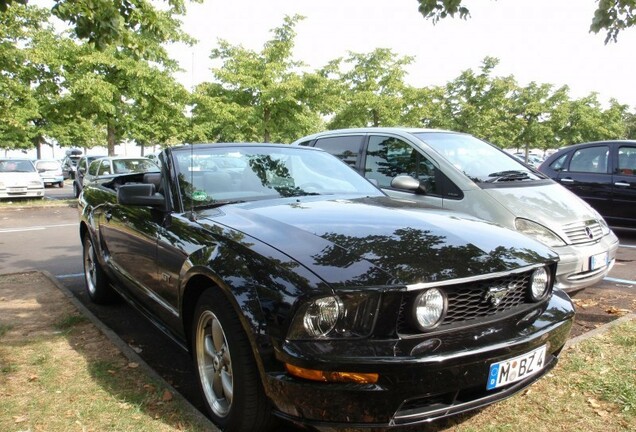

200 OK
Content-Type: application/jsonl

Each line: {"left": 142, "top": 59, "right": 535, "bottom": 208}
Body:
{"left": 192, "top": 289, "right": 277, "bottom": 432}
{"left": 58, "top": 181, "right": 64, "bottom": 188}
{"left": 83, "top": 233, "right": 117, "bottom": 304}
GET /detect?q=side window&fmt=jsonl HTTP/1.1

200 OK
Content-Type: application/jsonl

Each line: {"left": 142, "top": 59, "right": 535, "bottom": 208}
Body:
{"left": 569, "top": 146, "right": 609, "bottom": 173}
{"left": 313, "top": 136, "right": 363, "bottom": 168}
{"left": 365, "top": 135, "right": 438, "bottom": 194}
{"left": 549, "top": 153, "right": 569, "bottom": 171}
{"left": 98, "top": 160, "right": 112, "bottom": 176}
{"left": 88, "top": 161, "right": 99, "bottom": 176}
{"left": 617, "top": 146, "right": 636, "bottom": 175}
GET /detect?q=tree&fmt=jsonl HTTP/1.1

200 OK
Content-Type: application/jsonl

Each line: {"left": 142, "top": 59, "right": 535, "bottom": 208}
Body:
{"left": 1, "top": 0, "right": 201, "bottom": 50}
{"left": 191, "top": 15, "right": 324, "bottom": 143}
{"left": 326, "top": 48, "right": 415, "bottom": 128}
{"left": 509, "top": 82, "right": 570, "bottom": 155}
{"left": 416, "top": 0, "right": 636, "bottom": 43}
{"left": 441, "top": 57, "right": 518, "bottom": 145}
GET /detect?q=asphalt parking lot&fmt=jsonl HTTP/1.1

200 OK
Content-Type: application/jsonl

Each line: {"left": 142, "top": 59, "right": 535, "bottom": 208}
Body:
{"left": 1, "top": 188, "right": 635, "bottom": 429}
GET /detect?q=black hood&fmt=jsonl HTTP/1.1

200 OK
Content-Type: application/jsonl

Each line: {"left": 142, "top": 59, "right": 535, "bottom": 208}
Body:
{"left": 199, "top": 196, "right": 557, "bottom": 289}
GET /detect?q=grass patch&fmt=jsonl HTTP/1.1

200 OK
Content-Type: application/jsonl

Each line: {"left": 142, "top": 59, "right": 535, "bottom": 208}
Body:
{"left": 54, "top": 314, "right": 88, "bottom": 331}
{"left": 439, "top": 319, "right": 636, "bottom": 432}
{"left": 0, "top": 198, "right": 76, "bottom": 208}
{"left": 0, "top": 323, "right": 12, "bottom": 338}
{"left": 0, "top": 273, "right": 211, "bottom": 432}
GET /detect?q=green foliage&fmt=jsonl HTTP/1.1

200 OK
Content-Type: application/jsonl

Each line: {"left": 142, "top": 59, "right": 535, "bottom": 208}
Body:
{"left": 326, "top": 48, "right": 415, "bottom": 128}
{"left": 191, "top": 15, "right": 324, "bottom": 143}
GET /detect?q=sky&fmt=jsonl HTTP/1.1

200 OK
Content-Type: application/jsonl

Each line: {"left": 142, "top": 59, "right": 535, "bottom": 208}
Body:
{"left": 167, "top": 0, "right": 636, "bottom": 109}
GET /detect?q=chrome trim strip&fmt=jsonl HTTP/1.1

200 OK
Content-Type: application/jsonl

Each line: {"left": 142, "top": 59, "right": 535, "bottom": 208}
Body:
{"left": 405, "top": 264, "right": 544, "bottom": 291}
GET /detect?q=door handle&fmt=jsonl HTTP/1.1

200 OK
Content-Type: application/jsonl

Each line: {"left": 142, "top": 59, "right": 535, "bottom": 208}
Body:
{"left": 560, "top": 178, "right": 574, "bottom": 183}
{"left": 614, "top": 182, "right": 630, "bottom": 187}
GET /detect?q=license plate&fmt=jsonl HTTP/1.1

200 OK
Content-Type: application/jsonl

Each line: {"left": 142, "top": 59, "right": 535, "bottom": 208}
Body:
{"left": 8, "top": 187, "right": 27, "bottom": 193}
{"left": 486, "top": 345, "right": 546, "bottom": 390}
{"left": 590, "top": 251, "right": 608, "bottom": 271}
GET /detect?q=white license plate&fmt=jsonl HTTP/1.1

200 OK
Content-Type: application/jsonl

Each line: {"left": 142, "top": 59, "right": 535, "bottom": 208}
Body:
{"left": 8, "top": 188, "right": 27, "bottom": 193}
{"left": 590, "top": 251, "right": 608, "bottom": 271}
{"left": 486, "top": 345, "right": 546, "bottom": 390}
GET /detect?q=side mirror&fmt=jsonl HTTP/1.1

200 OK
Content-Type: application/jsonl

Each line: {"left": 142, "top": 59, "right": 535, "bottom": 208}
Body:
{"left": 391, "top": 175, "right": 428, "bottom": 194}
{"left": 37, "top": 168, "right": 46, "bottom": 173}
{"left": 117, "top": 184, "right": 165, "bottom": 207}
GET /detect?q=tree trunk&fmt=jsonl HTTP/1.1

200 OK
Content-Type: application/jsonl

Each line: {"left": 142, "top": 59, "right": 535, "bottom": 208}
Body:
{"left": 107, "top": 121, "right": 116, "bottom": 156}
{"left": 263, "top": 106, "right": 271, "bottom": 143}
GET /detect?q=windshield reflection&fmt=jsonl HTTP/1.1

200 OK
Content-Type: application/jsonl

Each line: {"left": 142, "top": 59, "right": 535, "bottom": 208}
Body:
{"left": 174, "top": 146, "right": 381, "bottom": 209}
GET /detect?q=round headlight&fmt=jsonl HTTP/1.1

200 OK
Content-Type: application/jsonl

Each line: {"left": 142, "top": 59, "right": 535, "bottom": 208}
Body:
{"left": 302, "top": 296, "right": 342, "bottom": 338}
{"left": 412, "top": 288, "right": 447, "bottom": 331}
{"left": 530, "top": 267, "right": 550, "bottom": 300}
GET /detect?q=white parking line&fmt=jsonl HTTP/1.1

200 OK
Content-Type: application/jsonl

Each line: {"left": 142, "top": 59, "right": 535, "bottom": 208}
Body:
{"left": 0, "top": 223, "right": 77, "bottom": 233}
{"left": 56, "top": 273, "right": 84, "bottom": 279}
{"left": 619, "top": 244, "right": 636, "bottom": 249}
{"left": 604, "top": 277, "right": 636, "bottom": 286}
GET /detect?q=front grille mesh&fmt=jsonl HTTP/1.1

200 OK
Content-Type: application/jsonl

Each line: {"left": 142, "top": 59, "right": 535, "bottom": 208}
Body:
{"left": 398, "top": 270, "right": 534, "bottom": 335}
{"left": 562, "top": 220, "right": 604, "bottom": 244}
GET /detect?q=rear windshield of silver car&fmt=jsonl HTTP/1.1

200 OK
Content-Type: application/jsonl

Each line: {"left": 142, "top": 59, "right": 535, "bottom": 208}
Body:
{"left": 413, "top": 132, "right": 544, "bottom": 183}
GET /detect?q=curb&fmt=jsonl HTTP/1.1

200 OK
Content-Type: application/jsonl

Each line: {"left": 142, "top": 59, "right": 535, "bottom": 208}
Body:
{"left": 565, "top": 312, "right": 636, "bottom": 349}
{"left": 41, "top": 270, "right": 219, "bottom": 431}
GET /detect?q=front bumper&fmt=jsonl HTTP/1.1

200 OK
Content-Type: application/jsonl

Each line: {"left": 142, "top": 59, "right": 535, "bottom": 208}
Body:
{"left": 41, "top": 175, "right": 64, "bottom": 185}
{"left": 553, "top": 231, "right": 619, "bottom": 293}
{"left": 266, "top": 290, "right": 574, "bottom": 429}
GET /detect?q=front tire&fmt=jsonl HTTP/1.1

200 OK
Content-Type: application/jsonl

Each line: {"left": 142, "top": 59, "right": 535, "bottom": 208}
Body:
{"left": 83, "top": 233, "right": 117, "bottom": 304}
{"left": 192, "top": 289, "right": 276, "bottom": 432}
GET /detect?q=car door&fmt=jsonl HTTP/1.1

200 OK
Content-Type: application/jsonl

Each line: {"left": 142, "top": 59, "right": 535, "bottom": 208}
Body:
{"left": 607, "top": 144, "right": 636, "bottom": 227}
{"left": 362, "top": 134, "right": 462, "bottom": 208}
{"left": 555, "top": 144, "right": 613, "bottom": 216}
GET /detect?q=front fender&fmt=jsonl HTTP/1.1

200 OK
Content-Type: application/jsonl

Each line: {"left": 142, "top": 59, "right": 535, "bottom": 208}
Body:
{"left": 179, "top": 236, "right": 333, "bottom": 376}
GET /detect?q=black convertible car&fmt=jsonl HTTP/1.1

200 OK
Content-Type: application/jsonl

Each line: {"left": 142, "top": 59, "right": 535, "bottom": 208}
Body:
{"left": 78, "top": 144, "right": 574, "bottom": 431}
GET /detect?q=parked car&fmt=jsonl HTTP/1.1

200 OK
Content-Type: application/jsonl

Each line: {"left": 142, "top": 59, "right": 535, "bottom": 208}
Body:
{"left": 79, "top": 143, "right": 574, "bottom": 431}
{"left": 82, "top": 156, "right": 159, "bottom": 188}
{"left": 73, "top": 155, "right": 107, "bottom": 198}
{"left": 0, "top": 158, "right": 45, "bottom": 199}
{"left": 34, "top": 159, "right": 64, "bottom": 188}
{"left": 61, "top": 149, "right": 83, "bottom": 179}
{"left": 538, "top": 140, "right": 636, "bottom": 229}
{"left": 293, "top": 128, "right": 619, "bottom": 294}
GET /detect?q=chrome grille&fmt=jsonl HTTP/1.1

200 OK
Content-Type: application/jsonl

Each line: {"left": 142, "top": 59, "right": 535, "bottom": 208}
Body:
{"left": 562, "top": 220, "right": 604, "bottom": 244}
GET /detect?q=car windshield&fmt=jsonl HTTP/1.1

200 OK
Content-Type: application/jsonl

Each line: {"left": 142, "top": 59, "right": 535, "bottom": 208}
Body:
{"left": 112, "top": 159, "right": 159, "bottom": 174}
{"left": 414, "top": 132, "right": 544, "bottom": 183}
{"left": 0, "top": 160, "right": 35, "bottom": 173}
{"left": 36, "top": 161, "right": 61, "bottom": 170}
{"left": 173, "top": 146, "right": 381, "bottom": 209}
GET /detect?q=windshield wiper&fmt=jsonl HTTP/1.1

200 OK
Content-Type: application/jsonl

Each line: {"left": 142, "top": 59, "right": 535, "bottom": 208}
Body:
{"left": 194, "top": 200, "right": 246, "bottom": 210}
{"left": 485, "top": 170, "right": 531, "bottom": 183}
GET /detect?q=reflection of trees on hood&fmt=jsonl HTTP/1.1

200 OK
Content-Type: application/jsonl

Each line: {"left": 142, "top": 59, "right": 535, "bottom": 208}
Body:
{"left": 316, "top": 227, "right": 546, "bottom": 284}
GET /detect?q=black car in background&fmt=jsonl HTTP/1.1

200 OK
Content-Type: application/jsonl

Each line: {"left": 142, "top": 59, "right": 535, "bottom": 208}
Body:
{"left": 539, "top": 140, "right": 636, "bottom": 229}
{"left": 79, "top": 143, "right": 574, "bottom": 431}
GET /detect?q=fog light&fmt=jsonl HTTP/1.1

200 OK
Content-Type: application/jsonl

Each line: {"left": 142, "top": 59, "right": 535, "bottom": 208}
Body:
{"left": 412, "top": 288, "right": 447, "bottom": 331}
{"left": 530, "top": 267, "right": 550, "bottom": 300}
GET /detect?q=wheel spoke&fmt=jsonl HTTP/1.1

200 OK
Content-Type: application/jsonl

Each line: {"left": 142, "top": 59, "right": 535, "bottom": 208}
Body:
{"left": 221, "top": 370, "right": 233, "bottom": 403}
{"left": 212, "top": 318, "right": 225, "bottom": 352}
{"left": 212, "top": 369, "right": 224, "bottom": 397}
{"left": 203, "top": 334, "right": 216, "bottom": 358}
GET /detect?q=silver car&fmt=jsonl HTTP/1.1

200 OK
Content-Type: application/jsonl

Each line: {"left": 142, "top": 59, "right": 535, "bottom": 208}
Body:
{"left": 293, "top": 128, "right": 619, "bottom": 293}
